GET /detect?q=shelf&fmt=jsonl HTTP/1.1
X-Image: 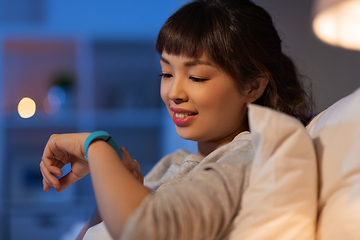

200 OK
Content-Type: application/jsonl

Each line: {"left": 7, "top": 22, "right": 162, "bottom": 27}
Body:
{"left": 5, "top": 108, "right": 163, "bottom": 129}
{"left": 0, "top": 37, "right": 165, "bottom": 240}
{"left": 5, "top": 109, "right": 78, "bottom": 128}
{"left": 94, "top": 108, "right": 162, "bottom": 127}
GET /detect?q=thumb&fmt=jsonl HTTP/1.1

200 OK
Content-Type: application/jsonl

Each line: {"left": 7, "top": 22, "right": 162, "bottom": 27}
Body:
{"left": 56, "top": 171, "right": 83, "bottom": 192}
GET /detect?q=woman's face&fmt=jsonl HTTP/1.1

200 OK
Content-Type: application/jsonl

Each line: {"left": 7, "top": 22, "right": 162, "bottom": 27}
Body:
{"left": 160, "top": 52, "right": 250, "bottom": 146}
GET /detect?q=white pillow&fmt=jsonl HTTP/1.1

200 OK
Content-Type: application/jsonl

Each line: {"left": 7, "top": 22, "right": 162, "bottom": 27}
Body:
{"left": 228, "top": 104, "right": 318, "bottom": 240}
{"left": 307, "top": 87, "right": 360, "bottom": 240}
{"left": 83, "top": 221, "right": 113, "bottom": 240}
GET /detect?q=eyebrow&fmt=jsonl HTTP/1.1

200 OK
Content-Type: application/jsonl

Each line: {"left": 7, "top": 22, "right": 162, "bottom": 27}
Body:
{"left": 160, "top": 56, "right": 214, "bottom": 67}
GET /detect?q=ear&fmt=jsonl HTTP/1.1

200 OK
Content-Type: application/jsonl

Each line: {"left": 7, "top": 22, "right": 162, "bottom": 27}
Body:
{"left": 244, "top": 77, "right": 269, "bottom": 103}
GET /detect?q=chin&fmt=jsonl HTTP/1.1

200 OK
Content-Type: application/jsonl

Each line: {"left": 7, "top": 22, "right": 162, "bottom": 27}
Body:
{"left": 177, "top": 133, "right": 197, "bottom": 141}
{"left": 176, "top": 129, "right": 210, "bottom": 142}
{"left": 175, "top": 128, "right": 199, "bottom": 141}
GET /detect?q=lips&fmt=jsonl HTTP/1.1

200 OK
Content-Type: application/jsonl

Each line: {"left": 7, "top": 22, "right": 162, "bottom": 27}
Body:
{"left": 170, "top": 107, "right": 197, "bottom": 126}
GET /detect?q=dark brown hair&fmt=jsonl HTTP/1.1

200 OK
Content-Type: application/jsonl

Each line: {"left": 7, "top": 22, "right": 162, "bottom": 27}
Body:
{"left": 156, "top": 0, "right": 313, "bottom": 125}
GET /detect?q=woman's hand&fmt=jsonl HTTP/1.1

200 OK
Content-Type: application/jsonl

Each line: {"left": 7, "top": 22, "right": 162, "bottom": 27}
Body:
{"left": 40, "top": 133, "right": 144, "bottom": 192}
{"left": 40, "top": 133, "right": 91, "bottom": 192}
{"left": 121, "top": 147, "right": 144, "bottom": 184}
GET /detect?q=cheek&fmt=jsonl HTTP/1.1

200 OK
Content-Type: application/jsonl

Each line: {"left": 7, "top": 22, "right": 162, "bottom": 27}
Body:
{"left": 194, "top": 85, "right": 234, "bottom": 109}
{"left": 160, "top": 81, "right": 169, "bottom": 104}
{"left": 197, "top": 86, "right": 245, "bottom": 117}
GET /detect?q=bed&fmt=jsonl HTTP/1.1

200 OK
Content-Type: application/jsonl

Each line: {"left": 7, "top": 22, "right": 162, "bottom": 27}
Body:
{"left": 227, "top": 87, "right": 360, "bottom": 240}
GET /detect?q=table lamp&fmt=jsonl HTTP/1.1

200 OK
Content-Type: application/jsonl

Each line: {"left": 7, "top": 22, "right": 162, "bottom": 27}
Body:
{"left": 312, "top": 0, "right": 360, "bottom": 50}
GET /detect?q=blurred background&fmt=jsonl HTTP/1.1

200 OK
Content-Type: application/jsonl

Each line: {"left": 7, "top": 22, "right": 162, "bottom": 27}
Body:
{"left": 0, "top": 0, "right": 359, "bottom": 239}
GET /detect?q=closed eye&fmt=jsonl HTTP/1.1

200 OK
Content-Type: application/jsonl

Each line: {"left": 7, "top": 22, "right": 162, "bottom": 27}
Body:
{"left": 159, "top": 73, "right": 173, "bottom": 79}
{"left": 189, "top": 76, "right": 209, "bottom": 82}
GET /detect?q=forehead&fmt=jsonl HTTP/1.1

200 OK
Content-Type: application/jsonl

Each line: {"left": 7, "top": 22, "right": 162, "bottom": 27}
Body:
{"left": 160, "top": 52, "right": 215, "bottom": 67}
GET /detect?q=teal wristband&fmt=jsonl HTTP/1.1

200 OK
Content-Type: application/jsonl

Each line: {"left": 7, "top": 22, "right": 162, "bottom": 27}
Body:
{"left": 84, "top": 131, "right": 123, "bottom": 161}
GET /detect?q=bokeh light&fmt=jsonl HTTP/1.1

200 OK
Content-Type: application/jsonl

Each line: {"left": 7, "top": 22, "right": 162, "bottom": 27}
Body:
{"left": 18, "top": 97, "right": 36, "bottom": 118}
{"left": 313, "top": 1, "right": 360, "bottom": 51}
{"left": 43, "top": 86, "right": 66, "bottom": 114}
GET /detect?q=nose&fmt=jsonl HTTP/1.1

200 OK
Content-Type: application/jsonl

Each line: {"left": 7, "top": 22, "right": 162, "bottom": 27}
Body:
{"left": 168, "top": 77, "right": 188, "bottom": 103}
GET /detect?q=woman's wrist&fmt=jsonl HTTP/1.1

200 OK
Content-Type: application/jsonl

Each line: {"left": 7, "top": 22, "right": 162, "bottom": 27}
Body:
{"left": 84, "top": 131, "right": 122, "bottom": 160}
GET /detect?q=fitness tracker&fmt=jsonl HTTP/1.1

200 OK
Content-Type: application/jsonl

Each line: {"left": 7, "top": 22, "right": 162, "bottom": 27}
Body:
{"left": 84, "top": 131, "right": 123, "bottom": 160}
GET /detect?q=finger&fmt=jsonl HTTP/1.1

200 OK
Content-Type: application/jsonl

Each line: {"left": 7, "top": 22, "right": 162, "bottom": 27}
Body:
{"left": 41, "top": 159, "right": 63, "bottom": 178}
{"left": 41, "top": 154, "right": 63, "bottom": 177}
{"left": 42, "top": 136, "right": 68, "bottom": 171}
{"left": 49, "top": 165, "right": 63, "bottom": 177}
{"left": 40, "top": 161, "right": 61, "bottom": 189}
{"left": 120, "top": 147, "right": 131, "bottom": 160}
{"left": 52, "top": 160, "right": 65, "bottom": 177}
{"left": 56, "top": 171, "right": 83, "bottom": 192}
{"left": 40, "top": 166, "right": 53, "bottom": 192}
{"left": 40, "top": 162, "right": 52, "bottom": 186}
{"left": 43, "top": 178, "right": 51, "bottom": 192}
{"left": 120, "top": 147, "right": 137, "bottom": 169}
{"left": 133, "top": 159, "right": 141, "bottom": 172}
{"left": 130, "top": 169, "right": 139, "bottom": 179}
{"left": 131, "top": 170, "right": 144, "bottom": 184}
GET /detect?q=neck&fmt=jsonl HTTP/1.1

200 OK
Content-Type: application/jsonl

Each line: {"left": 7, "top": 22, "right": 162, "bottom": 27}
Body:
{"left": 197, "top": 113, "right": 249, "bottom": 157}
{"left": 197, "top": 141, "right": 222, "bottom": 158}
{"left": 197, "top": 128, "right": 248, "bottom": 158}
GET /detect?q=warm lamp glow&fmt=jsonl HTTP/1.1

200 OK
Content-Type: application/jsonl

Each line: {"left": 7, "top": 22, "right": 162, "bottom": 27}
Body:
{"left": 312, "top": 0, "right": 360, "bottom": 51}
{"left": 18, "top": 97, "right": 36, "bottom": 118}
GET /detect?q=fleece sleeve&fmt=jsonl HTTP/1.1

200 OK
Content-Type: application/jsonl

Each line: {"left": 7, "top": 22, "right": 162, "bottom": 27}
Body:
{"left": 120, "top": 149, "right": 253, "bottom": 240}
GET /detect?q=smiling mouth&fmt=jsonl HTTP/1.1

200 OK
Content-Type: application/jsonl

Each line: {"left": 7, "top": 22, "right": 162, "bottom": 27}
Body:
{"left": 174, "top": 112, "right": 197, "bottom": 118}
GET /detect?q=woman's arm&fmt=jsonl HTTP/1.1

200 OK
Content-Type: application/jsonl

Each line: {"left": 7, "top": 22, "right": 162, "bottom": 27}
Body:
{"left": 76, "top": 151, "right": 144, "bottom": 239}
{"left": 86, "top": 140, "right": 151, "bottom": 239}
{"left": 40, "top": 133, "right": 148, "bottom": 239}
